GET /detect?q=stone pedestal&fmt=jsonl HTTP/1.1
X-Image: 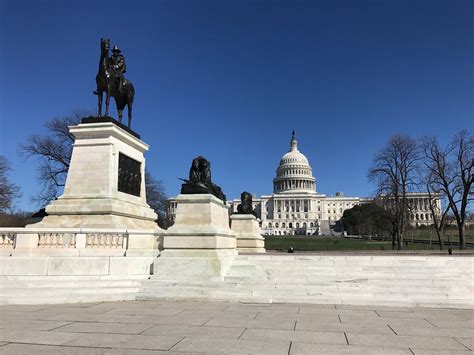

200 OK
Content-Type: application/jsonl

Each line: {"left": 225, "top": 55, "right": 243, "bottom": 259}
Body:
{"left": 30, "top": 119, "right": 159, "bottom": 230}
{"left": 154, "top": 194, "right": 237, "bottom": 278}
{"left": 230, "top": 214, "right": 265, "bottom": 253}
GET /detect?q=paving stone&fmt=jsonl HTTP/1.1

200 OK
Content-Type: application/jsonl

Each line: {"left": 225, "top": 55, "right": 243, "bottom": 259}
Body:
{"left": 455, "top": 337, "right": 474, "bottom": 350}
{"left": 379, "top": 310, "right": 474, "bottom": 321}
{"left": 103, "top": 307, "right": 185, "bottom": 316}
{"left": 255, "top": 311, "right": 340, "bottom": 323}
{"left": 225, "top": 304, "right": 300, "bottom": 313}
{"left": 295, "top": 320, "right": 394, "bottom": 335}
{"left": 299, "top": 307, "right": 378, "bottom": 317}
{"left": 411, "top": 349, "right": 472, "bottom": 355}
{"left": 289, "top": 342, "right": 412, "bottom": 354}
{"left": 0, "top": 305, "right": 49, "bottom": 312}
{"left": 426, "top": 319, "right": 474, "bottom": 328}
{"left": 34, "top": 306, "right": 114, "bottom": 315}
{"left": 53, "top": 322, "right": 154, "bottom": 335}
{"left": 335, "top": 304, "right": 413, "bottom": 312}
{"left": 178, "top": 310, "right": 258, "bottom": 320}
{"left": 341, "top": 315, "right": 434, "bottom": 328}
{"left": 346, "top": 333, "right": 468, "bottom": 350}
{"left": 159, "top": 301, "right": 231, "bottom": 311}
{"left": 64, "top": 333, "right": 183, "bottom": 351}
{"left": 390, "top": 323, "right": 474, "bottom": 338}
{"left": 49, "top": 312, "right": 212, "bottom": 326}
{"left": 0, "top": 329, "right": 82, "bottom": 346}
{"left": 240, "top": 328, "right": 346, "bottom": 345}
{"left": 204, "top": 316, "right": 296, "bottom": 330}
{"left": 171, "top": 337, "right": 290, "bottom": 354}
{"left": 0, "top": 344, "right": 190, "bottom": 354}
{"left": 375, "top": 311, "right": 431, "bottom": 319}
{"left": 0, "top": 320, "right": 71, "bottom": 331}
{"left": 142, "top": 324, "right": 244, "bottom": 338}
{"left": 293, "top": 303, "right": 337, "bottom": 310}
{"left": 0, "top": 344, "right": 107, "bottom": 354}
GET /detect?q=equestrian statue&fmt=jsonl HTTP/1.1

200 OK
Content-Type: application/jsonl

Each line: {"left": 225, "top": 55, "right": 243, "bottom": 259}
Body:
{"left": 94, "top": 38, "right": 135, "bottom": 128}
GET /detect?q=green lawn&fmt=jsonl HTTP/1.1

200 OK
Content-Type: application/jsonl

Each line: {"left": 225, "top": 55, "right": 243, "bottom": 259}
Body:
{"left": 404, "top": 228, "right": 474, "bottom": 244}
{"left": 264, "top": 236, "right": 471, "bottom": 251}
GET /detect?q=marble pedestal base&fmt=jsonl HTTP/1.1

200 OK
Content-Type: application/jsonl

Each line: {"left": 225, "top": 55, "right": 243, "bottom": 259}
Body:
{"left": 230, "top": 214, "right": 265, "bottom": 253}
{"left": 154, "top": 194, "right": 237, "bottom": 278}
{"left": 30, "top": 120, "right": 158, "bottom": 230}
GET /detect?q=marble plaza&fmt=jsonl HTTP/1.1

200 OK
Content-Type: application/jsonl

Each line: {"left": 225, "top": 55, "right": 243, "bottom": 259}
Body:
{"left": 0, "top": 300, "right": 473, "bottom": 354}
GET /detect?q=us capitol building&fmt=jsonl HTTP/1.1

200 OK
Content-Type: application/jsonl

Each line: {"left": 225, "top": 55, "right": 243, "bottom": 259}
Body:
{"left": 168, "top": 132, "right": 438, "bottom": 235}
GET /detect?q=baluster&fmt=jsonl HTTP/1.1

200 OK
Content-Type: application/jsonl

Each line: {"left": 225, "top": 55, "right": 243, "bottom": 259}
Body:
{"left": 111, "top": 235, "right": 118, "bottom": 248}
{"left": 57, "top": 234, "right": 64, "bottom": 248}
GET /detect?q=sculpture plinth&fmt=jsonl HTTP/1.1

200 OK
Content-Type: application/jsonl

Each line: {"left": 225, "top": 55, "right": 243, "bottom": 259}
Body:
{"left": 31, "top": 119, "right": 158, "bottom": 230}
{"left": 155, "top": 194, "right": 237, "bottom": 278}
{"left": 230, "top": 214, "right": 265, "bottom": 253}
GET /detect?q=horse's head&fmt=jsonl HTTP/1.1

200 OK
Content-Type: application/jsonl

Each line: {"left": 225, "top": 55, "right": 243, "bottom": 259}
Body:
{"left": 100, "top": 38, "right": 110, "bottom": 54}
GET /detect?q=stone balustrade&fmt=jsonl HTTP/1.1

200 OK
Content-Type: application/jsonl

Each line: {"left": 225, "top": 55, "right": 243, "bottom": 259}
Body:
{"left": 0, "top": 227, "right": 162, "bottom": 257}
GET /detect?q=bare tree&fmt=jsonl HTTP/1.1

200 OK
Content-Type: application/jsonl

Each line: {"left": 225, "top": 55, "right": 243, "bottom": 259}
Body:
{"left": 421, "top": 131, "right": 473, "bottom": 249}
{"left": 145, "top": 170, "right": 171, "bottom": 229}
{"left": 368, "top": 135, "right": 420, "bottom": 250}
{"left": 0, "top": 155, "right": 21, "bottom": 212}
{"left": 425, "top": 178, "right": 450, "bottom": 250}
{"left": 20, "top": 111, "right": 82, "bottom": 205}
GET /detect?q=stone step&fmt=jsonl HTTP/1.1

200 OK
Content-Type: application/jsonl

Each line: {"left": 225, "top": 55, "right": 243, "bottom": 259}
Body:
{"left": 227, "top": 275, "right": 472, "bottom": 284}
{"left": 225, "top": 269, "right": 471, "bottom": 278}
{"left": 139, "top": 282, "right": 470, "bottom": 299}
{"left": 0, "top": 275, "right": 149, "bottom": 281}
{"left": 0, "top": 292, "right": 137, "bottom": 305}
{"left": 0, "top": 286, "right": 141, "bottom": 296}
{"left": 137, "top": 287, "right": 472, "bottom": 308}
{"left": 142, "top": 280, "right": 238, "bottom": 288}
{"left": 140, "top": 282, "right": 472, "bottom": 297}
{"left": 0, "top": 280, "right": 143, "bottom": 289}
{"left": 148, "top": 275, "right": 223, "bottom": 282}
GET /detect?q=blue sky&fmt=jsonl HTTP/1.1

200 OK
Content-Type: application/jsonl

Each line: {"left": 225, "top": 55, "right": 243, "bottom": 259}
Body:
{"left": 1, "top": 0, "right": 473, "bottom": 211}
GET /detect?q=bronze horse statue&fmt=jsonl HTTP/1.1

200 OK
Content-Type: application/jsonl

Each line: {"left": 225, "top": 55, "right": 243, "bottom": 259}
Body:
{"left": 94, "top": 38, "right": 135, "bottom": 128}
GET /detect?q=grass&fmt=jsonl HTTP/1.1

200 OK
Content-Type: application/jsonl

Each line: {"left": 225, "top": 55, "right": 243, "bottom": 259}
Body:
{"left": 404, "top": 227, "right": 474, "bottom": 244}
{"left": 264, "top": 236, "right": 472, "bottom": 251}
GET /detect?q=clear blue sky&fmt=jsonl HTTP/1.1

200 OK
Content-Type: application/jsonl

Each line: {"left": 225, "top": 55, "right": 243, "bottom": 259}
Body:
{"left": 1, "top": 0, "right": 473, "bottom": 211}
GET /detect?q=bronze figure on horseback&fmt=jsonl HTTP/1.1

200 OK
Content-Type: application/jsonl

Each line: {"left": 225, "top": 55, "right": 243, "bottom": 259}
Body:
{"left": 94, "top": 38, "right": 135, "bottom": 128}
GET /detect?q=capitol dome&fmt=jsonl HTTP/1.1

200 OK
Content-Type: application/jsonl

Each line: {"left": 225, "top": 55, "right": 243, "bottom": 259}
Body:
{"left": 273, "top": 131, "right": 316, "bottom": 193}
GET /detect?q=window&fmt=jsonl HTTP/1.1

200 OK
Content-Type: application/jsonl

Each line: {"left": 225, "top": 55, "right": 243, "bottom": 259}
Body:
{"left": 282, "top": 222, "right": 286, "bottom": 228}
{"left": 296, "top": 223, "right": 299, "bottom": 228}
{"left": 303, "top": 222, "right": 307, "bottom": 228}
{"left": 310, "top": 222, "right": 314, "bottom": 227}
{"left": 268, "top": 223, "right": 272, "bottom": 228}
{"left": 289, "top": 222, "right": 293, "bottom": 228}
{"left": 275, "top": 223, "right": 279, "bottom": 228}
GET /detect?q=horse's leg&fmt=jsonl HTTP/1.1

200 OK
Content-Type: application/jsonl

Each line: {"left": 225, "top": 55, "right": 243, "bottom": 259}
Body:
{"left": 105, "top": 91, "right": 110, "bottom": 117}
{"left": 127, "top": 102, "right": 132, "bottom": 128}
{"left": 98, "top": 91, "right": 103, "bottom": 117}
{"left": 118, "top": 109, "right": 123, "bottom": 123}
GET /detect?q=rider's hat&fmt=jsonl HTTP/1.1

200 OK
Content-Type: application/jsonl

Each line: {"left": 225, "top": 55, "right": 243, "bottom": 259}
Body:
{"left": 112, "top": 45, "right": 121, "bottom": 53}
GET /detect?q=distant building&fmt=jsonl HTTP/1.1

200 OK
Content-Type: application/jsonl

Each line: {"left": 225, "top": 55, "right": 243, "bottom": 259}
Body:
{"left": 168, "top": 132, "right": 440, "bottom": 234}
